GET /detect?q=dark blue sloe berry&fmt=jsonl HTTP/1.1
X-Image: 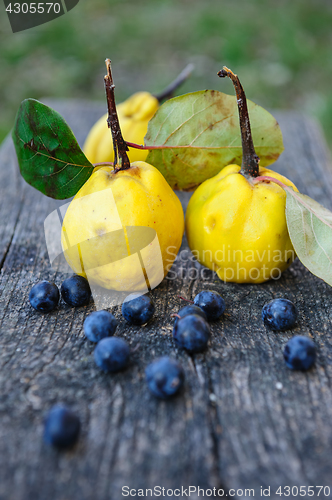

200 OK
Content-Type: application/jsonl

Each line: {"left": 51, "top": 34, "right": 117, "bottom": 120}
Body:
{"left": 193, "top": 290, "right": 225, "bottom": 321}
{"left": 262, "top": 298, "right": 297, "bottom": 331}
{"left": 146, "top": 357, "right": 185, "bottom": 399}
{"left": 173, "top": 314, "right": 210, "bottom": 353}
{"left": 84, "top": 310, "right": 117, "bottom": 343}
{"left": 29, "top": 281, "right": 59, "bottom": 312}
{"left": 61, "top": 275, "right": 91, "bottom": 307}
{"left": 283, "top": 336, "right": 316, "bottom": 371}
{"left": 94, "top": 337, "right": 130, "bottom": 372}
{"left": 44, "top": 405, "right": 80, "bottom": 448}
{"left": 174, "top": 305, "right": 207, "bottom": 325}
{"left": 122, "top": 293, "right": 154, "bottom": 325}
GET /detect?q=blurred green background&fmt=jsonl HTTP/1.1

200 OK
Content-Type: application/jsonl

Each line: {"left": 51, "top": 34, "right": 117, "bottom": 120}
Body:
{"left": 0, "top": 0, "right": 332, "bottom": 148}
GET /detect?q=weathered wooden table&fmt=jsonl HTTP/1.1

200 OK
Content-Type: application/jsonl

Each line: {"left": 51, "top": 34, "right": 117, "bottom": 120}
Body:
{"left": 1, "top": 100, "right": 332, "bottom": 500}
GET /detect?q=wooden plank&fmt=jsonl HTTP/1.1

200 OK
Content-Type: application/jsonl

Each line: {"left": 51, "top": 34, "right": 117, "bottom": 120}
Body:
{"left": 209, "top": 112, "right": 332, "bottom": 494}
{"left": 0, "top": 100, "right": 332, "bottom": 499}
{"left": 0, "top": 136, "right": 24, "bottom": 270}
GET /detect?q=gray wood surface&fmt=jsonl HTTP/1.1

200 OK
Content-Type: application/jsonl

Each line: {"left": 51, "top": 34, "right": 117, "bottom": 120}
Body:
{"left": 0, "top": 100, "right": 332, "bottom": 500}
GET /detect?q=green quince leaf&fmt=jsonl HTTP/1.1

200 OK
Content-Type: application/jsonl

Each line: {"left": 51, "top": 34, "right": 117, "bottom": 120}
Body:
{"left": 285, "top": 187, "right": 332, "bottom": 285}
{"left": 145, "top": 90, "right": 284, "bottom": 191}
{"left": 12, "top": 99, "right": 94, "bottom": 200}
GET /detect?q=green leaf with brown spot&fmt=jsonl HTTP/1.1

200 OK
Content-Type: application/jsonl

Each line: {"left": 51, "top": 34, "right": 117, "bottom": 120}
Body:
{"left": 12, "top": 99, "right": 94, "bottom": 199}
{"left": 145, "top": 90, "right": 284, "bottom": 191}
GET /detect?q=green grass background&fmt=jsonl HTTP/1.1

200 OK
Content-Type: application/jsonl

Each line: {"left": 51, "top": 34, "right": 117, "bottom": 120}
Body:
{"left": 0, "top": 0, "right": 332, "bottom": 148}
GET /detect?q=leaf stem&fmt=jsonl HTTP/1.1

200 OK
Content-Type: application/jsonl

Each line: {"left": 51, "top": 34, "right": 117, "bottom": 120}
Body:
{"left": 218, "top": 66, "right": 260, "bottom": 178}
{"left": 154, "top": 63, "right": 194, "bottom": 102}
{"left": 178, "top": 295, "right": 194, "bottom": 304}
{"left": 126, "top": 142, "right": 149, "bottom": 150}
{"left": 93, "top": 162, "right": 114, "bottom": 167}
{"left": 126, "top": 141, "right": 177, "bottom": 151}
{"left": 253, "top": 175, "right": 287, "bottom": 189}
{"left": 126, "top": 141, "right": 253, "bottom": 151}
{"left": 104, "top": 59, "right": 130, "bottom": 172}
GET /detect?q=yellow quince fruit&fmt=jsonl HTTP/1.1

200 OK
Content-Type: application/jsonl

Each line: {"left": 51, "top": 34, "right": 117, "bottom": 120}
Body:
{"left": 61, "top": 60, "right": 187, "bottom": 292}
{"left": 185, "top": 66, "right": 298, "bottom": 284}
{"left": 185, "top": 164, "right": 297, "bottom": 283}
{"left": 83, "top": 92, "right": 159, "bottom": 164}
{"left": 61, "top": 161, "right": 184, "bottom": 291}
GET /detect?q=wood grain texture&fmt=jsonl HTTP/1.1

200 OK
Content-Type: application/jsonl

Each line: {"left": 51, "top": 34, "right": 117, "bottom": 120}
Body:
{"left": 0, "top": 101, "right": 332, "bottom": 500}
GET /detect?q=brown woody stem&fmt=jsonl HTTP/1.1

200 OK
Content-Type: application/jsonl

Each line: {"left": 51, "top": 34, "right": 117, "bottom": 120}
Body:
{"left": 217, "top": 66, "right": 260, "bottom": 178}
{"left": 154, "top": 63, "right": 194, "bottom": 102}
{"left": 104, "top": 59, "right": 130, "bottom": 172}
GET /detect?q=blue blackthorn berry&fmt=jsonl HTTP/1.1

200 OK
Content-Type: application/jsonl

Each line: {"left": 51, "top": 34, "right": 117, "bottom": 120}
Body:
{"left": 262, "top": 298, "right": 297, "bottom": 331}
{"left": 174, "top": 305, "right": 207, "bottom": 325}
{"left": 193, "top": 290, "right": 225, "bottom": 321}
{"left": 61, "top": 275, "right": 91, "bottom": 307}
{"left": 29, "top": 281, "right": 59, "bottom": 312}
{"left": 283, "top": 336, "right": 316, "bottom": 371}
{"left": 83, "top": 310, "right": 117, "bottom": 343}
{"left": 173, "top": 314, "right": 210, "bottom": 353}
{"left": 122, "top": 293, "right": 154, "bottom": 325}
{"left": 94, "top": 337, "right": 130, "bottom": 372}
{"left": 145, "top": 357, "right": 185, "bottom": 399}
{"left": 44, "top": 405, "right": 80, "bottom": 448}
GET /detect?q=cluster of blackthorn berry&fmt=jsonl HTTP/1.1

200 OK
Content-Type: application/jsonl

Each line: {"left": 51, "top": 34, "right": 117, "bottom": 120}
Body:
{"left": 30, "top": 278, "right": 316, "bottom": 449}
{"left": 29, "top": 275, "right": 91, "bottom": 311}
{"left": 262, "top": 298, "right": 316, "bottom": 371}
